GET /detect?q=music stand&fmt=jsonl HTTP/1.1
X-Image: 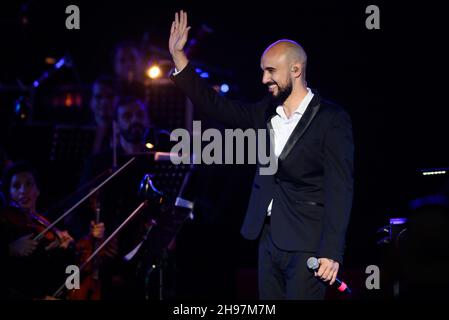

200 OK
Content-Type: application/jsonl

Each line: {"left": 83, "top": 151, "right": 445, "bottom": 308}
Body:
{"left": 123, "top": 152, "right": 194, "bottom": 300}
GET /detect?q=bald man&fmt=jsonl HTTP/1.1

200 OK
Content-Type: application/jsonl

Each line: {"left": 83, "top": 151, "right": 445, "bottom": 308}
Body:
{"left": 169, "top": 10, "right": 354, "bottom": 300}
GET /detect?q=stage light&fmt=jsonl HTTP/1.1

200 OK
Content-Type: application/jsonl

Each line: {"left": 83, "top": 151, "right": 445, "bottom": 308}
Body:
{"left": 147, "top": 65, "right": 162, "bottom": 79}
{"left": 55, "top": 58, "right": 65, "bottom": 69}
{"left": 390, "top": 218, "right": 407, "bottom": 225}
{"left": 200, "top": 72, "right": 209, "bottom": 78}
{"left": 64, "top": 93, "right": 74, "bottom": 108}
{"left": 146, "top": 142, "right": 154, "bottom": 149}
{"left": 45, "top": 57, "right": 57, "bottom": 65}
{"left": 220, "top": 84, "right": 229, "bottom": 93}
{"left": 14, "top": 96, "right": 30, "bottom": 122}
{"left": 421, "top": 168, "right": 447, "bottom": 176}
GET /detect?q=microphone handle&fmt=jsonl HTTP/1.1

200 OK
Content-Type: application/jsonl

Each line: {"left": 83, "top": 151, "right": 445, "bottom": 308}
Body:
{"left": 334, "top": 278, "right": 351, "bottom": 294}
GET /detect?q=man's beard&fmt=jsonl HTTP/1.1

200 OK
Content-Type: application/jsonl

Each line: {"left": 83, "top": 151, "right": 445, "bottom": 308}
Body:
{"left": 269, "top": 80, "right": 293, "bottom": 106}
{"left": 121, "top": 123, "right": 146, "bottom": 144}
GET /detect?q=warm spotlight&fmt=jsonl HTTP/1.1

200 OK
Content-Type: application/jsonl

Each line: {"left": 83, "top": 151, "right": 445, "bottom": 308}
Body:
{"left": 45, "top": 57, "right": 57, "bottom": 65}
{"left": 147, "top": 65, "right": 161, "bottom": 79}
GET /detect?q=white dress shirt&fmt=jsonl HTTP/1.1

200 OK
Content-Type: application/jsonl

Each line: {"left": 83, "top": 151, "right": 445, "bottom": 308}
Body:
{"left": 266, "top": 88, "right": 314, "bottom": 216}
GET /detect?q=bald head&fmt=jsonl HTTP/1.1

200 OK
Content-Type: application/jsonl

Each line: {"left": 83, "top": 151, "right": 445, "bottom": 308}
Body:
{"left": 260, "top": 39, "right": 309, "bottom": 103}
{"left": 262, "top": 39, "right": 307, "bottom": 77}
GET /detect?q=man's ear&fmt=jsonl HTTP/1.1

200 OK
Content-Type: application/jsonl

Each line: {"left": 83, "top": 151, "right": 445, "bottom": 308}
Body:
{"left": 290, "top": 64, "right": 302, "bottom": 78}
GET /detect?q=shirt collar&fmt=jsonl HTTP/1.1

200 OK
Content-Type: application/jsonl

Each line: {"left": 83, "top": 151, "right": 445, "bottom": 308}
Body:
{"left": 275, "top": 88, "right": 314, "bottom": 119}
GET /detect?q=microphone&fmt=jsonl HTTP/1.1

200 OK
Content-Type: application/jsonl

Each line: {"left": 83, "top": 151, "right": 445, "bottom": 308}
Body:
{"left": 307, "top": 257, "right": 352, "bottom": 294}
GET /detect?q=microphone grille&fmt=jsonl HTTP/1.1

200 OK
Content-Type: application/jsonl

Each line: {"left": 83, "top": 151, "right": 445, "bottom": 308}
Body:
{"left": 307, "top": 257, "right": 319, "bottom": 270}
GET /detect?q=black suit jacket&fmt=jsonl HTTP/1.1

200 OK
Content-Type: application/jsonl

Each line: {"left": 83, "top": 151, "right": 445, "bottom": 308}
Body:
{"left": 172, "top": 63, "right": 354, "bottom": 264}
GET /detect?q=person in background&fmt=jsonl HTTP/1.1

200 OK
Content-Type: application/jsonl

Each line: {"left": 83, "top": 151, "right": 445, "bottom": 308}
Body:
{"left": 0, "top": 161, "right": 105, "bottom": 299}
{"left": 89, "top": 76, "right": 118, "bottom": 154}
{"left": 114, "top": 41, "right": 143, "bottom": 84}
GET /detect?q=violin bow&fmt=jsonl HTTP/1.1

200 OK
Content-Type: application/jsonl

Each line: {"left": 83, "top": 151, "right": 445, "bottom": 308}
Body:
{"left": 33, "top": 157, "right": 136, "bottom": 242}
{"left": 52, "top": 200, "right": 148, "bottom": 298}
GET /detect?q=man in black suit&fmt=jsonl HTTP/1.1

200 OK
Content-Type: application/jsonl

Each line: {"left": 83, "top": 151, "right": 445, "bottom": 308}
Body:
{"left": 169, "top": 10, "right": 354, "bottom": 299}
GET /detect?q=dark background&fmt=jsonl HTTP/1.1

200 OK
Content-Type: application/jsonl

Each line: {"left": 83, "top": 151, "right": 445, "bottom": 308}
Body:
{"left": 1, "top": 0, "right": 448, "bottom": 298}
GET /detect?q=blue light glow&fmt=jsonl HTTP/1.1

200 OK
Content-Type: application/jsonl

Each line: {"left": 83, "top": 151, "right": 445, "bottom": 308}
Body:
{"left": 409, "top": 195, "right": 449, "bottom": 210}
{"left": 389, "top": 218, "right": 408, "bottom": 225}
{"left": 55, "top": 58, "right": 65, "bottom": 69}
{"left": 220, "top": 84, "right": 229, "bottom": 93}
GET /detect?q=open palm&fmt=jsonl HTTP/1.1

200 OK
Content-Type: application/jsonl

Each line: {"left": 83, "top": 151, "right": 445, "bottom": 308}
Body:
{"left": 169, "top": 10, "right": 191, "bottom": 57}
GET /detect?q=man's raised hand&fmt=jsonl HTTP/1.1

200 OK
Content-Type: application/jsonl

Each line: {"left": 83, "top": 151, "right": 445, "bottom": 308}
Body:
{"left": 169, "top": 10, "right": 190, "bottom": 72}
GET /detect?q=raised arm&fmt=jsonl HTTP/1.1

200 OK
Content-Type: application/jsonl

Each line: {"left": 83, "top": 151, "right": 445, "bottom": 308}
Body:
{"left": 168, "top": 10, "right": 262, "bottom": 129}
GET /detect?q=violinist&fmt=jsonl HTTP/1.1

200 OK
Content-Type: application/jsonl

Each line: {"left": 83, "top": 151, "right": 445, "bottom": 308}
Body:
{"left": 70, "top": 96, "right": 165, "bottom": 299}
{"left": 0, "top": 161, "right": 105, "bottom": 299}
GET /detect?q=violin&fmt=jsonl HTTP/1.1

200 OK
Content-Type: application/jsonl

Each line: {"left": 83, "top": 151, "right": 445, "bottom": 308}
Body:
{"left": 0, "top": 204, "right": 77, "bottom": 300}
{"left": 0, "top": 203, "right": 70, "bottom": 251}
{"left": 28, "top": 212, "right": 69, "bottom": 250}
{"left": 67, "top": 192, "right": 103, "bottom": 300}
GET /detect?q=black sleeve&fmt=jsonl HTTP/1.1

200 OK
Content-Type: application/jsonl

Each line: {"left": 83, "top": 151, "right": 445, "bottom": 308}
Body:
{"left": 317, "top": 109, "right": 354, "bottom": 265}
{"left": 172, "top": 63, "right": 262, "bottom": 129}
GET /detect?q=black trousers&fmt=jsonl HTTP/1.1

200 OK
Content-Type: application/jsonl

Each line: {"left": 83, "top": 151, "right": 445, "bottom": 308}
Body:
{"left": 258, "top": 221, "right": 326, "bottom": 300}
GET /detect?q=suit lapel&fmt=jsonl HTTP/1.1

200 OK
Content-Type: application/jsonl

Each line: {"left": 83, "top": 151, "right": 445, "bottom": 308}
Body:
{"left": 278, "top": 94, "right": 321, "bottom": 162}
